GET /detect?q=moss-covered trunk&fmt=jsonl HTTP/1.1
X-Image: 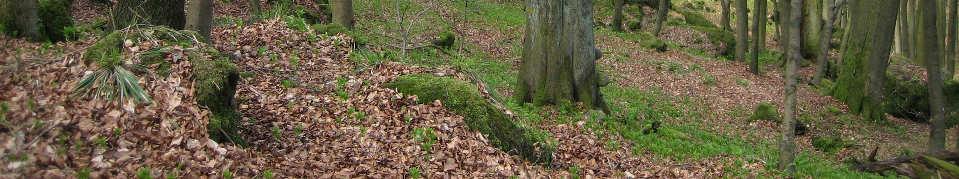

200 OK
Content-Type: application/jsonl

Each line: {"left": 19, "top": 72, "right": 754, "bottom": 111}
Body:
{"left": 6, "top": 0, "right": 42, "bottom": 41}
{"left": 750, "top": 0, "right": 767, "bottom": 74}
{"left": 332, "top": 0, "right": 353, "bottom": 29}
{"left": 735, "top": 0, "right": 748, "bottom": 62}
{"left": 918, "top": 0, "right": 948, "bottom": 152}
{"left": 832, "top": 0, "right": 899, "bottom": 122}
{"left": 519, "top": 0, "right": 608, "bottom": 112}
{"left": 779, "top": 0, "right": 802, "bottom": 174}
{"left": 111, "top": 0, "right": 186, "bottom": 30}
{"left": 801, "top": 0, "right": 822, "bottom": 59}
{"left": 186, "top": 0, "right": 214, "bottom": 42}
{"left": 612, "top": 0, "right": 626, "bottom": 31}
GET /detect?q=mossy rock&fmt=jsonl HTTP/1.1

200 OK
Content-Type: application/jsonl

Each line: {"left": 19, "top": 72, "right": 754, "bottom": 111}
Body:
{"left": 811, "top": 135, "right": 851, "bottom": 153}
{"left": 191, "top": 53, "right": 242, "bottom": 144}
{"left": 388, "top": 74, "right": 555, "bottom": 164}
{"left": 312, "top": 23, "right": 348, "bottom": 36}
{"left": 749, "top": 102, "right": 780, "bottom": 122}
{"left": 885, "top": 76, "right": 959, "bottom": 125}
{"left": 691, "top": 26, "right": 735, "bottom": 56}
{"left": 642, "top": 37, "right": 667, "bottom": 52}
{"left": 431, "top": 31, "right": 455, "bottom": 49}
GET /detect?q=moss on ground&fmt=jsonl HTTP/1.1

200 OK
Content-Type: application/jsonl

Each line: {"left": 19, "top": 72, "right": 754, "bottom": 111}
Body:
{"left": 691, "top": 26, "right": 735, "bottom": 57}
{"left": 388, "top": 74, "right": 555, "bottom": 164}
{"left": 749, "top": 102, "right": 781, "bottom": 122}
{"left": 885, "top": 77, "right": 959, "bottom": 124}
{"left": 677, "top": 9, "right": 717, "bottom": 29}
{"left": 192, "top": 53, "right": 242, "bottom": 144}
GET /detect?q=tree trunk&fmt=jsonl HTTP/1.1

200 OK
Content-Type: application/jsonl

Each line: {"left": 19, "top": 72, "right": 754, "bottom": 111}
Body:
{"left": 332, "top": 0, "right": 353, "bottom": 29}
{"left": 186, "top": 0, "right": 214, "bottom": 42}
{"left": 248, "top": 0, "right": 260, "bottom": 22}
{"left": 919, "top": 0, "right": 947, "bottom": 153}
{"left": 10, "top": 0, "right": 41, "bottom": 41}
{"left": 832, "top": 0, "right": 900, "bottom": 122}
{"left": 896, "top": 0, "right": 912, "bottom": 59}
{"left": 812, "top": 0, "right": 843, "bottom": 84}
{"left": 779, "top": 0, "right": 791, "bottom": 53}
{"left": 612, "top": 0, "right": 626, "bottom": 31}
{"left": 750, "top": 0, "right": 767, "bottom": 74}
{"left": 779, "top": 0, "right": 802, "bottom": 174}
{"left": 518, "top": 0, "right": 609, "bottom": 113}
{"left": 801, "top": 0, "right": 823, "bottom": 59}
{"left": 947, "top": 0, "right": 957, "bottom": 80}
{"left": 653, "top": 0, "right": 669, "bottom": 35}
{"left": 111, "top": 0, "right": 186, "bottom": 30}
{"left": 722, "top": 0, "right": 732, "bottom": 31}
{"left": 735, "top": 0, "right": 748, "bottom": 61}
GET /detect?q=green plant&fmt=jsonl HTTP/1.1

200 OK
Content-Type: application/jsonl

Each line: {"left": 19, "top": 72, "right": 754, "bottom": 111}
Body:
{"left": 811, "top": 135, "right": 851, "bottom": 154}
{"left": 312, "top": 24, "right": 348, "bottom": 36}
{"left": 569, "top": 165, "right": 582, "bottom": 179}
{"left": 222, "top": 168, "right": 234, "bottom": 179}
{"left": 413, "top": 127, "right": 437, "bottom": 153}
{"left": 39, "top": 0, "right": 75, "bottom": 42}
{"left": 294, "top": 123, "right": 304, "bottom": 137}
{"left": 281, "top": 79, "right": 297, "bottom": 89}
{"left": 702, "top": 74, "right": 717, "bottom": 86}
{"left": 72, "top": 49, "right": 152, "bottom": 103}
{"left": 284, "top": 15, "right": 309, "bottom": 32}
{"left": 408, "top": 167, "right": 422, "bottom": 179}
{"left": 137, "top": 167, "right": 152, "bottom": 179}
{"left": 736, "top": 78, "right": 750, "bottom": 87}
{"left": 336, "top": 77, "right": 350, "bottom": 100}
{"left": 749, "top": 102, "right": 781, "bottom": 122}
{"left": 271, "top": 125, "right": 282, "bottom": 141}
{"left": 289, "top": 54, "right": 300, "bottom": 67}
{"left": 93, "top": 136, "right": 108, "bottom": 149}
{"left": 77, "top": 168, "right": 91, "bottom": 179}
{"left": 262, "top": 169, "right": 274, "bottom": 179}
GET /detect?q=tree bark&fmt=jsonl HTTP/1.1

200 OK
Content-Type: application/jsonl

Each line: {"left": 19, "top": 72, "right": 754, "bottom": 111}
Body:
{"left": 779, "top": 0, "right": 802, "bottom": 174}
{"left": 111, "top": 0, "right": 186, "bottom": 30}
{"left": 518, "top": 0, "right": 609, "bottom": 113}
{"left": 896, "top": 0, "right": 912, "bottom": 59}
{"left": 186, "top": 0, "right": 214, "bottom": 42}
{"left": 801, "top": 0, "right": 823, "bottom": 59}
{"left": 735, "top": 0, "right": 748, "bottom": 61}
{"left": 779, "top": 0, "right": 791, "bottom": 53}
{"left": 332, "top": 0, "right": 354, "bottom": 29}
{"left": 919, "top": 0, "right": 947, "bottom": 153}
{"left": 653, "top": 0, "right": 669, "bottom": 35}
{"left": 10, "top": 0, "right": 41, "bottom": 41}
{"left": 722, "top": 0, "right": 732, "bottom": 31}
{"left": 812, "top": 0, "right": 843, "bottom": 84}
{"left": 612, "top": 0, "right": 626, "bottom": 31}
{"left": 832, "top": 0, "right": 900, "bottom": 122}
{"left": 750, "top": 0, "right": 767, "bottom": 74}
{"left": 947, "top": 0, "right": 957, "bottom": 80}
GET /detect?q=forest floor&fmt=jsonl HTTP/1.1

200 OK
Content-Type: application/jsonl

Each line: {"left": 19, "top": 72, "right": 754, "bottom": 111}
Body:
{"left": 0, "top": 0, "right": 952, "bottom": 178}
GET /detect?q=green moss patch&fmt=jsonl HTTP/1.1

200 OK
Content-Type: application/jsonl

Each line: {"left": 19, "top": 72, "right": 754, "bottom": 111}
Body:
{"left": 749, "top": 102, "right": 781, "bottom": 123}
{"left": 677, "top": 9, "right": 717, "bottom": 29}
{"left": 885, "top": 77, "right": 959, "bottom": 124}
{"left": 192, "top": 54, "right": 242, "bottom": 144}
{"left": 388, "top": 74, "right": 555, "bottom": 163}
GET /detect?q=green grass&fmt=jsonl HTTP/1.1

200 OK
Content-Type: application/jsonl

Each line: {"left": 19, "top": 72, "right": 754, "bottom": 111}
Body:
{"left": 452, "top": 0, "right": 526, "bottom": 31}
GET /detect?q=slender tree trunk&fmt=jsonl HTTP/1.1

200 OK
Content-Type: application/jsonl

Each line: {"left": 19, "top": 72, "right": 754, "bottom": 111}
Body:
{"left": 653, "top": 0, "right": 669, "bottom": 35}
{"left": 779, "top": 0, "right": 802, "bottom": 174}
{"left": 919, "top": 0, "right": 947, "bottom": 153}
{"left": 735, "top": 0, "right": 748, "bottom": 61}
{"left": 802, "top": 0, "right": 823, "bottom": 59}
{"left": 722, "top": 0, "right": 732, "bottom": 31}
{"left": 812, "top": 0, "right": 843, "bottom": 84}
{"left": 779, "top": 0, "right": 791, "bottom": 53}
{"left": 612, "top": 0, "right": 625, "bottom": 31}
{"left": 750, "top": 0, "right": 767, "bottom": 74}
{"left": 186, "top": 0, "right": 214, "bottom": 42}
{"left": 332, "top": 0, "right": 354, "bottom": 29}
{"left": 111, "top": 0, "right": 186, "bottom": 30}
{"left": 896, "top": 0, "right": 912, "bottom": 59}
{"left": 947, "top": 0, "right": 958, "bottom": 80}
{"left": 833, "top": 0, "right": 900, "bottom": 122}
{"left": 519, "top": 0, "right": 609, "bottom": 112}
{"left": 248, "top": 0, "right": 260, "bottom": 22}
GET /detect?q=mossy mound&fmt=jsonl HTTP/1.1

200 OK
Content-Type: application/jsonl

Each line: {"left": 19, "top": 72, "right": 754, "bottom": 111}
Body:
{"left": 627, "top": 20, "right": 643, "bottom": 31}
{"left": 388, "top": 74, "right": 555, "bottom": 164}
{"left": 677, "top": 9, "right": 717, "bottom": 29}
{"left": 84, "top": 28, "right": 243, "bottom": 144}
{"left": 431, "top": 31, "right": 456, "bottom": 49}
{"left": 885, "top": 76, "right": 959, "bottom": 124}
{"left": 691, "top": 26, "right": 735, "bottom": 56}
{"left": 749, "top": 102, "right": 781, "bottom": 122}
{"left": 643, "top": 37, "right": 667, "bottom": 52}
{"left": 811, "top": 135, "right": 852, "bottom": 153}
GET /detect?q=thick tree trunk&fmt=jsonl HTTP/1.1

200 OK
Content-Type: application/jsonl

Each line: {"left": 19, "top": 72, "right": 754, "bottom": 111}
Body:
{"left": 919, "top": 0, "right": 947, "bottom": 153}
{"left": 186, "top": 0, "right": 214, "bottom": 42}
{"left": 653, "top": 0, "right": 668, "bottom": 35}
{"left": 111, "top": 0, "right": 186, "bottom": 30}
{"left": 750, "top": 0, "right": 767, "bottom": 74}
{"left": 721, "top": 0, "right": 732, "bottom": 31}
{"left": 518, "top": 0, "right": 608, "bottom": 112}
{"left": 779, "top": 0, "right": 802, "bottom": 174}
{"left": 801, "top": 0, "right": 823, "bottom": 59}
{"left": 832, "top": 0, "right": 900, "bottom": 122}
{"left": 332, "top": 0, "right": 354, "bottom": 29}
{"left": 612, "top": 0, "right": 626, "bottom": 31}
{"left": 735, "top": 0, "right": 748, "bottom": 61}
{"left": 812, "top": 0, "right": 843, "bottom": 84}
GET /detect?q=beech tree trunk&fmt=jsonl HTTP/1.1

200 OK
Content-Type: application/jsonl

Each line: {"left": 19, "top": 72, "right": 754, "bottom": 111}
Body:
{"left": 735, "top": 0, "right": 748, "bottom": 61}
{"left": 812, "top": 0, "right": 843, "bottom": 84}
{"left": 947, "top": 0, "right": 957, "bottom": 80}
{"left": 750, "top": 0, "right": 767, "bottom": 74}
{"left": 111, "top": 0, "right": 186, "bottom": 30}
{"left": 801, "top": 0, "right": 823, "bottom": 59}
{"left": 895, "top": 0, "right": 912, "bottom": 59}
{"left": 612, "top": 0, "right": 625, "bottom": 31}
{"left": 186, "top": 0, "right": 214, "bottom": 42}
{"left": 518, "top": 0, "right": 609, "bottom": 113}
{"left": 721, "top": 0, "right": 732, "bottom": 31}
{"left": 11, "top": 0, "right": 41, "bottom": 41}
{"left": 833, "top": 0, "right": 900, "bottom": 122}
{"left": 919, "top": 0, "right": 947, "bottom": 153}
{"left": 332, "top": 0, "right": 353, "bottom": 29}
{"left": 779, "top": 0, "right": 802, "bottom": 174}
{"left": 653, "top": 0, "right": 669, "bottom": 35}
